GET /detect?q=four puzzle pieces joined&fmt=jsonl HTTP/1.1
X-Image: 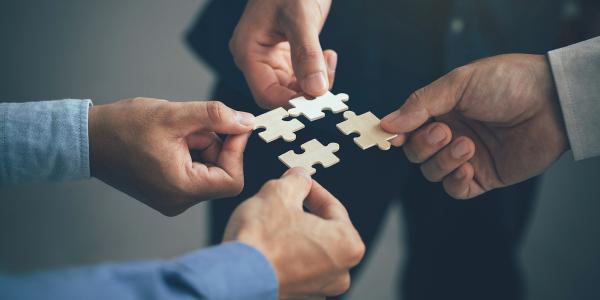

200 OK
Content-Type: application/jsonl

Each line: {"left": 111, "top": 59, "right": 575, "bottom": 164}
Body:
{"left": 288, "top": 91, "right": 349, "bottom": 121}
{"left": 337, "top": 111, "right": 398, "bottom": 150}
{"left": 278, "top": 139, "right": 340, "bottom": 175}
{"left": 254, "top": 107, "right": 305, "bottom": 143}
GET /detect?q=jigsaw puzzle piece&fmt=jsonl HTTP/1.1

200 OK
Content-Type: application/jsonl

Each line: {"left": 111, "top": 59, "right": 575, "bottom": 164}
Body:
{"left": 278, "top": 139, "right": 340, "bottom": 175}
{"left": 254, "top": 107, "right": 305, "bottom": 143}
{"left": 288, "top": 91, "right": 349, "bottom": 121}
{"left": 336, "top": 111, "right": 398, "bottom": 150}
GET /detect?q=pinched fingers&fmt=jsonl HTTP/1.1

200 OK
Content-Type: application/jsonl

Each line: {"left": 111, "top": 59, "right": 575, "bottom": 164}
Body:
{"left": 256, "top": 167, "right": 313, "bottom": 209}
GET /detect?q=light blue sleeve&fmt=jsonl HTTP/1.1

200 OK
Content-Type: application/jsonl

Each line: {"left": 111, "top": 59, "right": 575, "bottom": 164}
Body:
{"left": 0, "top": 241, "right": 278, "bottom": 300}
{"left": 0, "top": 99, "right": 92, "bottom": 186}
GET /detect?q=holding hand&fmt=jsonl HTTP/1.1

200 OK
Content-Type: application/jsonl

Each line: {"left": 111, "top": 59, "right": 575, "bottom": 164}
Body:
{"left": 88, "top": 98, "right": 254, "bottom": 216}
{"left": 224, "top": 168, "right": 365, "bottom": 299}
{"left": 230, "top": 0, "right": 337, "bottom": 108}
{"left": 381, "top": 54, "right": 569, "bottom": 199}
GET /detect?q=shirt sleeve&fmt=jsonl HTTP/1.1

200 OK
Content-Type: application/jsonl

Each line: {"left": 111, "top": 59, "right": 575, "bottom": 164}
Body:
{"left": 0, "top": 241, "right": 278, "bottom": 300}
{"left": 548, "top": 36, "right": 600, "bottom": 160}
{"left": 0, "top": 99, "right": 92, "bottom": 186}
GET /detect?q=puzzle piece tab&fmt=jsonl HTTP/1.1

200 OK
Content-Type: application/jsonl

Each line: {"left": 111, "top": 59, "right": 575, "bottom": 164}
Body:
{"left": 254, "top": 107, "right": 305, "bottom": 143}
{"left": 336, "top": 111, "right": 398, "bottom": 150}
{"left": 288, "top": 91, "right": 349, "bottom": 121}
{"left": 278, "top": 139, "right": 340, "bottom": 175}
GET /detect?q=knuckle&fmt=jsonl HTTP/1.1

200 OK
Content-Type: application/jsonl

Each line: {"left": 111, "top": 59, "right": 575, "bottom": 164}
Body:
{"left": 403, "top": 144, "right": 424, "bottom": 163}
{"left": 347, "top": 235, "right": 366, "bottom": 266}
{"left": 433, "top": 156, "right": 448, "bottom": 175}
{"left": 260, "top": 180, "right": 283, "bottom": 199}
{"left": 293, "top": 44, "right": 322, "bottom": 65}
{"left": 205, "top": 101, "right": 226, "bottom": 124}
{"left": 221, "top": 178, "right": 245, "bottom": 198}
{"left": 338, "top": 227, "right": 365, "bottom": 266}
{"left": 450, "top": 65, "right": 471, "bottom": 80}
{"left": 329, "top": 274, "right": 352, "bottom": 296}
{"left": 228, "top": 35, "right": 247, "bottom": 69}
{"left": 420, "top": 164, "right": 438, "bottom": 182}
{"left": 404, "top": 87, "right": 431, "bottom": 117}
{"left": 408, "top": 87, "right": 425, "bottom": 103}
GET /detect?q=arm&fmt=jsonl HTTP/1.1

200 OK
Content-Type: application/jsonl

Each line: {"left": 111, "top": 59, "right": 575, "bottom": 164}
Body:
{"left": 1, "top": 98, "right": 254, "bottom": 216}
{"left": 1, "top": 169, "right": 365, "bottom": 300}
{"left": 548, "top": 36, "right": 600, "bottom": 160}
{"left": 0, "top": 99, "right": 92, "bottom": 186}
{"left": 0, "top": 242, "right": 277, "bottom": 300}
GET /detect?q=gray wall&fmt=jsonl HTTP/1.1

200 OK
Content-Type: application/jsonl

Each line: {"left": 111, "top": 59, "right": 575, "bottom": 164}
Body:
{"left": 1, "top": 1, "right": 599, "bottom": 299}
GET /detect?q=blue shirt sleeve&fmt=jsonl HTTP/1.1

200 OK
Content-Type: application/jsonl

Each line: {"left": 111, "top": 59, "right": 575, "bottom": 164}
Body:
{"left": 0, "top": 99, "right": 92, "bottom": 186}
{"left": 0, "top": 241, "right": 278, "bottom": 300}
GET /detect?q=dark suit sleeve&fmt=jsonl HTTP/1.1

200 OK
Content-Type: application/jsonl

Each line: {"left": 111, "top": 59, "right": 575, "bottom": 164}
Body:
{"left": 184, "top": 0, "right": 250, "bottom": 94}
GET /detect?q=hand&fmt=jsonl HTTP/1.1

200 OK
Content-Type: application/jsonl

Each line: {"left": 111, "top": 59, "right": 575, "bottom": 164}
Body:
{"left": 381, "top": 54, "right": 569, "bottom": 199}
{"left": 88, "top": 98, "right": 254, "bottom": 216}
{"left": 224, "top": 168, "right": 365, "bottom": 299}
{"left": 230, "top": 0, "right": 337, "bottom": 108}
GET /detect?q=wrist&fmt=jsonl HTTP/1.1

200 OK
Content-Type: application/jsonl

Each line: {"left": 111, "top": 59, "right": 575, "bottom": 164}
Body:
{"left": 88, "top": 105, "right": 105, "bottom": 178}
{"left": 231, "top": 231, "right": 285, "bottom": 291}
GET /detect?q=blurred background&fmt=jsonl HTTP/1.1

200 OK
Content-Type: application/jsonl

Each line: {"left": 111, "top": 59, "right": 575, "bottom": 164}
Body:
{"left": 1, "top": 1, "right": 599, "bottom": 299}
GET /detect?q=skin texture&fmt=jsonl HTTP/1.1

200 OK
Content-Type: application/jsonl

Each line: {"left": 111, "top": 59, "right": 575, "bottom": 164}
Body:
{"left": 381, "top": 54, "right": 569, "bottom": 199}
{"left": 224, "top": 168, "right": 365, "bottom": 300}
{"left": 88, "top": 98, "right": 254, "bottom": 216}
{"left": 230, "top": 0, "right": 336, "bottom": 108}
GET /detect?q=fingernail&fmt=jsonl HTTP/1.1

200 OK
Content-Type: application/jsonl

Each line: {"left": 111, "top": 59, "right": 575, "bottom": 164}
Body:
{"left": 236, "top": 111, "right": 255, "bottom": 127}
{"left": 301, "top": 72, "right": 328, "bottom": 95}
{"left": 454, "top": 167, "right": 465, "bottom": 179}
{"left": 284, "top": 167, "right": 311, "bottom": 177}
{"left": 427, "top": 126, "right": 446, "bottom": 145}
{"left": 381, "top": 110, "right": 403, "bottom": 126}
{"left": 451, "top": 140, "right": 470, "bottom": 159}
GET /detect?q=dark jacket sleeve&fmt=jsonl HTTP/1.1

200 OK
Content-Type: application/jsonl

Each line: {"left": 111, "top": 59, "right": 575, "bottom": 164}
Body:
{"left": 184, "top": 0, "right": 250, "bottom": 95}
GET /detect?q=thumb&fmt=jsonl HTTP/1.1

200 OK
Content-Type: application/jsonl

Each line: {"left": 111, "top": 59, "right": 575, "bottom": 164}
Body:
{"left": 176, "top": 101, "right": 255, "bottom": 134}
{"left": 257, "top": 167, "right": 313, "bottom": 210}
{"left": 380, "top": 69, "right": 467, "bottom": 134}
{"left": 304, "top": 179, "right": 351, "bottom": 223}
{"left": 286, "top": 20, "right": 329, "bottom": 97}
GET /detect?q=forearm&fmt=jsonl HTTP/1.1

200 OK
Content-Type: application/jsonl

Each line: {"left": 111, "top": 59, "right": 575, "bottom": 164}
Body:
{"left": 0, "top": 99, "right": 92, "bottom": 186}
{"left": 548, "top": 36, "right": 600, "bottom": 160}
{"left": 0, "top": 242, "right": 277, "bottom": 300}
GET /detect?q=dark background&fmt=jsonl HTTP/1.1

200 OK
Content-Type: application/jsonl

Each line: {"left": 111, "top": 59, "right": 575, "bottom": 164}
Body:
{"left": 1, "top": 1, "right": 599, "bottom": 299}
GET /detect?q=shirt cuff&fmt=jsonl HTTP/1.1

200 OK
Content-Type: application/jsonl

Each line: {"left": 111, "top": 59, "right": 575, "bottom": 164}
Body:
{"left": 0, "top": 99, "right": 93, "bottom": 185}
{"left": 168, "top": 241, "right": 278, "bottom": 300}
{"left": 548, "top": 37, "right": 600, "bottom": 160}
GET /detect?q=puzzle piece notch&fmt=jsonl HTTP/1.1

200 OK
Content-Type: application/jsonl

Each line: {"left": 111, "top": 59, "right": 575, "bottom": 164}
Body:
{"left": 278, "top": 139, "right": 340, "bottom": 175}
{"left": 254, "top": 107, "right": 305, "bottom": 143}
{"left": 336, "top": 111, "right": 398, "bottom": 150}
{"left": 288, "top": 91, "right": 349, "bottom": 121}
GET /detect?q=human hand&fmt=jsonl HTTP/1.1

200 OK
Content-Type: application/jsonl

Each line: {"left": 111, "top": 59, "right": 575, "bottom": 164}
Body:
{"left": 230, "top": 0, "right": 337, "bottom": 108}
{"left": 381, "top": 54, "right": 569, "bottom": 199}
{"left": 224, "top": 168, "right": 365, "bottom": 299}
{"left": 88, "top": 98, "right": 254, "bottom": 216}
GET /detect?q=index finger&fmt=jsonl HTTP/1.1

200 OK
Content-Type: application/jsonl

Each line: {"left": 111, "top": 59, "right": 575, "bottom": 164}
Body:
{"left": 380, "top": 68, "right": 469, "bottom": 138}
{"left": 304, "top": 180, "right": 351, "bottom": 223}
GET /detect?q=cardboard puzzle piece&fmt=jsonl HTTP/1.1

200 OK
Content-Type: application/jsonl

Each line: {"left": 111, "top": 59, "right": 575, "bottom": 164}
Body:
{"left": 254, "top": 107, "right": 305, "bottom": 143}
{"left": 336, "top": 111, "right": 398, "bottom": 150}
{"left": 288, "top": 91, "right": 349, "bottom": 121}
{"left": 278, "top": 139, "right": 340, "bottom": 175}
